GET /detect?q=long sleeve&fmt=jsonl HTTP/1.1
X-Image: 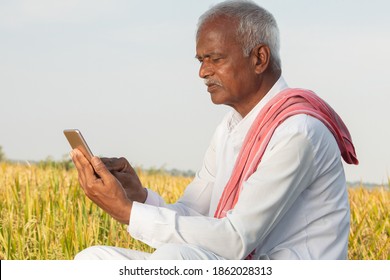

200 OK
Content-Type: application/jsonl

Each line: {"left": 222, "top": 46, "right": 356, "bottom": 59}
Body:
{"left": 127, "top": 115, "right": 348, "bottom": 259}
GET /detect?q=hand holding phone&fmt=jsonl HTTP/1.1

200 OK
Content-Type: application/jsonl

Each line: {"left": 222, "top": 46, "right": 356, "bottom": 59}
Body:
{"left": 64, "top": 129, "right": 132, "bottom": 224}
{"left": 63, "top": 129, "right": 94, "bottom": 162}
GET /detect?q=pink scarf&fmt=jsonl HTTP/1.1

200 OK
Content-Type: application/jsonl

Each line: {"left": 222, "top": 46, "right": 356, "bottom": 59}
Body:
{"left": 214, "top": 88, "right": 358, "bottom": 257}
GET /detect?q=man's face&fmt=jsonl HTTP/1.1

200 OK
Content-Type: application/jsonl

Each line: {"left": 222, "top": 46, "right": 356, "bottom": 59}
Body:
{"left": 196, "top": 17, "right": 260, "bottom": 116}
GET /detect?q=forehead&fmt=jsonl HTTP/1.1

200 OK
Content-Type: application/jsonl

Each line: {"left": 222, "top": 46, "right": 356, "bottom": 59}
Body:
{"left": 196, "top": 16, "right": 241, "bottom": 54}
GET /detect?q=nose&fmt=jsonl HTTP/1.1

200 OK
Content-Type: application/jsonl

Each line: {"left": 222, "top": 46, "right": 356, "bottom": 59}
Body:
{"left": 199, "top": 61, "right": 213, "bottom": 79}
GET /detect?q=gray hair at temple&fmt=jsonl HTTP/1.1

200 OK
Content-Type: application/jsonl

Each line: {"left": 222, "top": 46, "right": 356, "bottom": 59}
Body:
{"left": 197, "top": 0, "right": 281, "bottom": 71}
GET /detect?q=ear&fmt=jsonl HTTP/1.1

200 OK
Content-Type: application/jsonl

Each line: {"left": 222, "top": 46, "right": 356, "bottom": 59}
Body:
{"left": 252, "top": 44, "right": 271, "bottom": 74}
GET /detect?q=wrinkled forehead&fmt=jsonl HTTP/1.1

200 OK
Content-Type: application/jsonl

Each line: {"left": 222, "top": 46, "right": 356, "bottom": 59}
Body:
{"left": 197, "top": 21, "right": 241, "bottom": 58}
{"left": 195, "top": 16, "right": 243, "bottom": 59}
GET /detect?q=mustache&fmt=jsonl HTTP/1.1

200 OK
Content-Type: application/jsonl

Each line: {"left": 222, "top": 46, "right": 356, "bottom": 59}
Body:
{"left": 204, "top": 79, "right": 223, "bottom": 87}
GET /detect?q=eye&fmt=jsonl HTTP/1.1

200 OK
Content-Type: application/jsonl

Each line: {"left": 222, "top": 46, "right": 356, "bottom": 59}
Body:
{"left": 195, "top": 56, "right": 203, "bottom": 63}
{"left": 211, "top": 55, "right": 224, "bottom": 63}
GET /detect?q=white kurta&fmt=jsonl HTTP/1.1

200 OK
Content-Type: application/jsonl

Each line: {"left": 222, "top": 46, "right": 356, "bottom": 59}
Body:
{"left": 128, "top": 77, "right": 350, "bottom": 260}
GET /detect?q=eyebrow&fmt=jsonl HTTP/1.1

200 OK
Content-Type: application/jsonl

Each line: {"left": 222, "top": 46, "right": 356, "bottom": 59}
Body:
{"left": 195, "top": 52, "right": 223, "bottom": 60}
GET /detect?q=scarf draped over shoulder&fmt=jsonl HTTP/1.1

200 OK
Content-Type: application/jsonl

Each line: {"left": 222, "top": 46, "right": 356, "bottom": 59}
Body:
{"left": 214, "top": 88, "right": 358, "bottom": 219}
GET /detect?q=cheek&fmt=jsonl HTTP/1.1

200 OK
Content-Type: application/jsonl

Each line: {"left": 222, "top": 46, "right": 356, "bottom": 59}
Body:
{"left": 215, "top": 66, "right": 238, "bottom": 89}
{"left": 234, "top": 65, "right": 256, "bottom": 88}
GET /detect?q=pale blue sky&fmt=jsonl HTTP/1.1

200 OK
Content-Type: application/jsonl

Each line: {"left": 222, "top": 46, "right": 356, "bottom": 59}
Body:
{"left": 1, "top": 0, "right": 389, "bottom": 184}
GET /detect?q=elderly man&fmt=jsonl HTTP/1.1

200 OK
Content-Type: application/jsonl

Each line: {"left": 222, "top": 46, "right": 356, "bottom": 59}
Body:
{"left": 71, "top": 0, "right": 357, "bottom": 260}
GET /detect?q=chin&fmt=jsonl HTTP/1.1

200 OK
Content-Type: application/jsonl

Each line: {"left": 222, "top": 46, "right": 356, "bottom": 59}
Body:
{"left": 210, "top": 97, "right": 225, "bottom": 105}
{"left": 209, "top": 91, "right": 226, "bottom": 105}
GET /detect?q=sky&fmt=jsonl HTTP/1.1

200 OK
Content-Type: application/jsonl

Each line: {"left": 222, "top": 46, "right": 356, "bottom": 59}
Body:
{"left": 1, "top": 0, "right": 389, "bottom": 184}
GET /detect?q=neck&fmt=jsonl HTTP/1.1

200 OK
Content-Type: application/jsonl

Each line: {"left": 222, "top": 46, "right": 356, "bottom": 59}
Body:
{"left": 236, "top": 70, "right": 281, "bottom": 118}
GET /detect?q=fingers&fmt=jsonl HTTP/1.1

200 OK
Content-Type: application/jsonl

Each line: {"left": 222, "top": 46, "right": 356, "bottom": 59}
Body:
{"left": 71, "top": 149, "right": 132, "bottom": 224}
{"left": 101, "top": 157, "right": 132, "bottom": 173}
{"left": 111, "top": 170, "right": 147, "bottom": 203}
{"left": 90, "top": 156, "right": 114, "bottom": 182}
{"left": 71, "top": 149, "right": 97, "bottom": 184}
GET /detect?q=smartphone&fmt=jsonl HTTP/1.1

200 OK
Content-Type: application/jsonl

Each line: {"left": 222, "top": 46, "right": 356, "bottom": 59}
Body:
{"left": 63, "top": 129, "right": 94, "bottom": 162}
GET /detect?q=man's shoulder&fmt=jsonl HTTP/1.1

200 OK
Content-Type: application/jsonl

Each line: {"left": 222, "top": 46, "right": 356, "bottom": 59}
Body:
{"left": 270, "top": 114, "right": 339, "bottom": 153}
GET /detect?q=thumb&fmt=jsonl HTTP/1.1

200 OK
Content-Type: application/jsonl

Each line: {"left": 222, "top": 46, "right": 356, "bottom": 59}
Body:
{"left": 91, "top": 156, "right": 112, "bottom": 180}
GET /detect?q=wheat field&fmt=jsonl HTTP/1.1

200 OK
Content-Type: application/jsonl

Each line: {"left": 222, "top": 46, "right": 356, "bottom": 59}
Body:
{"left": 0, "top": 162, "right": 389, "bottom": 260}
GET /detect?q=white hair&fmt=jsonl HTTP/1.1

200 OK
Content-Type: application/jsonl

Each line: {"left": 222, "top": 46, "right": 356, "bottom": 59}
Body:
{"left": 197, "top": 0, "right": 281, "bottom": 71}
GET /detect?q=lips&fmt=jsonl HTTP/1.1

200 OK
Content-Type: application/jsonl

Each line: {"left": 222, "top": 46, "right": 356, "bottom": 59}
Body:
{"left": 207, "top": 83, "right": 220, "bottom": 92}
